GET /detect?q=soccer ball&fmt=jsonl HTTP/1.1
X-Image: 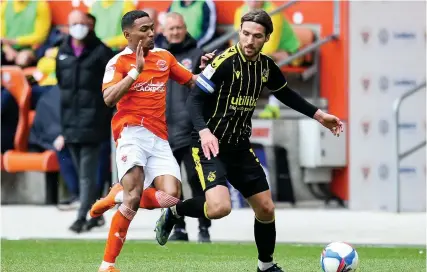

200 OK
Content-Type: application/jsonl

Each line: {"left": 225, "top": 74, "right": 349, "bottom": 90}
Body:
{"left": 320, "top": 242, "right": 359, "bottom": 272}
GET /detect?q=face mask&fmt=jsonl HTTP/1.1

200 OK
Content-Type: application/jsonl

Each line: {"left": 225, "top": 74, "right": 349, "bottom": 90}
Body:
{"left": 69, "top": 24, "right": 89, "bottom": 40}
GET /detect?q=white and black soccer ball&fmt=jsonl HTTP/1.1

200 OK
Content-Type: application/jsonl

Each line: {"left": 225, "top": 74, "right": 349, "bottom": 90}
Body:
{"left": 320, "top": 242, "right": 359, "bottom": 272}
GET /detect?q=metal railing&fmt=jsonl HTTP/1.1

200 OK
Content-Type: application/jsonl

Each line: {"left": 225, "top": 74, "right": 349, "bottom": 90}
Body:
{"left": 203, "top": 0, "right": 299, "bottom": 53}
{"left": 393, "top": 82, "right": 426, "bottom": 213}
{"left": 204, "top": 0, "right": 342, "bottom": 69}
{"left": 277, "top": 0, "right": 341, "bottom": 67}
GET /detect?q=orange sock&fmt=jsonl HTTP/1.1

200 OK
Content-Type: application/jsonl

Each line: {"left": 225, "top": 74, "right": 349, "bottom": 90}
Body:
{"left": 139, "top": 188, "right": 180, "bottom": 209}
{"left": 103, "top": 205, "right": 136, "bottom": 263}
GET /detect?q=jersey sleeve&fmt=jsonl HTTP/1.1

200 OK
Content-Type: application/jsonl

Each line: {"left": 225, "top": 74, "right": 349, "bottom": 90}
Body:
{"left": 195, "top": 55, "right": 228, "bottom": 95}
{"left": 265, "top": 58, "right": 288, "bottom": 92}
{"left": 102, "top": 56, "right": 124, "bottom": 91}
{"left": 169, "top": 54, "right": 193, "bottom": 85}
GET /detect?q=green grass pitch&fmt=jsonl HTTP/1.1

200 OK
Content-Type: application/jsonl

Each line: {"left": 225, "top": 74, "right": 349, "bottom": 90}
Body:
{"left": 1, "top": 240, "right": 425, "bottom": 271}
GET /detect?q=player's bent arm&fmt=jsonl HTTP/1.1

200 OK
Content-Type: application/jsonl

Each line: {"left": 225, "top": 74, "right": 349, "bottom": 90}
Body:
{"left": 103, "top": 75, "right": 136, "bottom": 107}
{"left": 186, "top": 86, "right": 210, "bottom": 132}
{"left": 272, "top": 85, "right": 325, "bottom": 122}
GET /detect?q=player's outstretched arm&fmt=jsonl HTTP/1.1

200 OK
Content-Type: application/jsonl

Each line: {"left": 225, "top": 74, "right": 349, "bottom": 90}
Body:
{"left": 273, "top": 85, "right": 343, "bottom": 137}
{"left": 103, "top": 41, "right": 145, "bottom": 107}
{"left": 266, "top": 59, "right": 343, "bottom": 136}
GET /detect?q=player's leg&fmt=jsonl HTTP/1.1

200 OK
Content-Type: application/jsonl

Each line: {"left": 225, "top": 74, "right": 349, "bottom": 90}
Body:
{"left": 98, "top": 129, "right": 146, "bottom": 272}
{"left": 182, "top": 147, "right": 211, "bottom": 242}
{"left": 99, "top": 166, "right": 143, "bottom": 272}
{"left": 90, "top": 182, "right": 180, "bottom": 217}
{"left": 247, "top": 191, "right": 281, "bottom": 272}
{"left": 142, "top": 137, "right": 185, "bottom": 245}
{"left": 90, "top": 136, "right": 180, "bottom": 218}
{"left": 169, "top": 147, "right": 189, "bottom": 241}
{"left": 229, "top": 148, "right": 282, "bottom": 272}
{"left": 155, "top": 145, "right": 231, "bottom": 246}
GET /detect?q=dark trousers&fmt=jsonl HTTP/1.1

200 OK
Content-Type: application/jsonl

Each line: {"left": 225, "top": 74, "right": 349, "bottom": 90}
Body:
{"left": 67, "top": 143, "right": 100, "bottom": 220}
{"left": 173, "top": 146, "right": 211, "bottom": 230}
{"left": 96, "top": 140, "right": 112, "bottom": 199}
{"left": 57, "top": 147, "right": 79, "bottom": 197}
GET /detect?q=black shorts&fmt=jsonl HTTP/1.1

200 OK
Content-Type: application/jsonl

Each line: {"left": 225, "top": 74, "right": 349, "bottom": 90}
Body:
{"left": 191, "top": 141, "right": 269, "bottom": 198}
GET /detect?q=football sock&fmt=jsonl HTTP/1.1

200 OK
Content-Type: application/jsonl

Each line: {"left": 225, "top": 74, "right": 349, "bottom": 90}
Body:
{"left": 113, "top": 188, "right": 180, "bottom": 209}
{"left": 255, "top": 216, "right": 276, "bottom": 270}
{"left": 139, "top": 188, "right": 180, "bottom": 209}
{"left": 173, "top": 196, "right": 207, "bottom": 218}
{"left": 101, "top": 205, "right": 136, "bottom": 267}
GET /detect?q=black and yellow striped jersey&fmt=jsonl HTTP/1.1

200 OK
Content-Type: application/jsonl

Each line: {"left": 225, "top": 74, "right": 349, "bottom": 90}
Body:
{"left": 193, "top": 43, "right": 288, "bottom": 145}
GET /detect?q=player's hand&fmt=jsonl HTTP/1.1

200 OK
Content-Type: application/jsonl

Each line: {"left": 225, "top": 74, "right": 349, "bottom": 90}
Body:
{"left": 135, "top": 40, "right": 145, "bottom": 73}
{"left": 199, "top": 128, "right": 219, "bottom": 160}
{"left": 315, "top": 110, "right": 344, "bottom": 137}
{"left": 199, "top": 50, "right": 217, "bottom": 70}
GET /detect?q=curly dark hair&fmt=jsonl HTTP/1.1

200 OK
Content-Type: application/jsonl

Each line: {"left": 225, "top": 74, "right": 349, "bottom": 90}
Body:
{"left": 241, "top": 9, "right": 273, "bottom": 36}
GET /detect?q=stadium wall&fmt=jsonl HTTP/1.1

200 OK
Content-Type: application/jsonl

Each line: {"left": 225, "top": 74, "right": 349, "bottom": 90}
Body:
{"left": 348, "top": 1, "right": 426, "bottom": 212}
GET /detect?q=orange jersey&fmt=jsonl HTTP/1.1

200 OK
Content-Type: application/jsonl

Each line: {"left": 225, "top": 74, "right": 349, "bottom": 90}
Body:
{"left": 102, "top": 47, "right": 193, "bottom": 141}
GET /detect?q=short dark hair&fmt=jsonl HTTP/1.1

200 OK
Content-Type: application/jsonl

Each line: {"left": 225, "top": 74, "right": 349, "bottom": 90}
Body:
{"left": 86, "top": 13, "right": 96, "bottom": 25}
{"left": 240, "top": 9, "right": 273, "bottom": 36}
{"left": 121, "top": 10, "right": 149, "bottom": 31}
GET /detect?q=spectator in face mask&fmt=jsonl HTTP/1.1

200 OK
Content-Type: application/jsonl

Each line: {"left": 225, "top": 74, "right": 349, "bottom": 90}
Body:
{"left": 55, "top": 10, "right": 114, "bottom": 233}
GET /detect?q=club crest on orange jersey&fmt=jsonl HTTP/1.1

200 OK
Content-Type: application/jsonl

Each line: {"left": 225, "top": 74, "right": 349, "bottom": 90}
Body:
{"left": 156, "top": 60, "right": 168, "bottom": 71}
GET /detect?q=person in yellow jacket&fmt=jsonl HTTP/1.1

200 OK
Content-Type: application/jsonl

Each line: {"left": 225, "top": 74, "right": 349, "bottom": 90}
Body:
{"left": 1, "top": 0, "right": 51, "bottom": 67}
{"left": 234, "top": 0, "right": 301, "bottom": 119}
{"left": 33, "top": 47, "right": 58, "bottom": 87}
{"left": 89, "top": 0, "right": 135, "bottom": 52}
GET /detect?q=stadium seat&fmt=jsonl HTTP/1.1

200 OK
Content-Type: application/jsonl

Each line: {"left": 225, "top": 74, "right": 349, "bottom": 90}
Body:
{"left": 3, "top": 149, "right": 60, "bottom": 204}
{"left": 1, "top": 66, "right": 60, "bottom": 203}
{"left": 281, "top": 26, "right": 316, "bottom": 75}
{"left": 1, "top": 66, "right": 31, "bottom": 151}
{"left": 3, "top": 150, "right": 59, "bottom": 173}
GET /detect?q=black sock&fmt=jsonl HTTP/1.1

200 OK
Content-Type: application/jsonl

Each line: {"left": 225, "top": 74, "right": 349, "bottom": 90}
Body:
{"left": 254, "top": 217, "right": 276, "bottom": 263}
{"left": 174, "top": 196, "right": 207, "bottom": 218}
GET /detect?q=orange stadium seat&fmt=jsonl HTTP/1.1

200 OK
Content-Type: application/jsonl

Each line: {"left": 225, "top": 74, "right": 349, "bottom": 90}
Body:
{"left": 1, "top": 67, "right": 60, "bottom": 203}
{"left": 3, "top": 150, "right": 59, "bottom": 173}
{"left": 1, "top": 66, "right": 60, "bottom": 174}
{"left": 1, "top": 66, "right": 31, "bottom": 151}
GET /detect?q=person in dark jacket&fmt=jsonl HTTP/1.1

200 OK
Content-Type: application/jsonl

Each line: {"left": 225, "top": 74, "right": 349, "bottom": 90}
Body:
{"left": 161, "top": 12, "right": 211, "bottom": 243}
{"left": 56, "top": 10, "right": 114, "bottom": 233}
{"left": 27, "top": 85, "right": 80, "bottom": 210}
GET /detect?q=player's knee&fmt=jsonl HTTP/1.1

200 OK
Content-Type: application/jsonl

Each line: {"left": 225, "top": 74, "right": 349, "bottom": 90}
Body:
{"left": 153, "top": 176, "right": 181, "bottom": 198}
{"left": 161, "top": 185, "right": 180, "bottom": 198}
{"left": 125, "top": 193, "right": 141, "bottom": 211}
{"left": 208, "top": 201, "right": 231, "bottom": 219}
{"left": 257, "top": 200, "right": 275, "bottom": 219}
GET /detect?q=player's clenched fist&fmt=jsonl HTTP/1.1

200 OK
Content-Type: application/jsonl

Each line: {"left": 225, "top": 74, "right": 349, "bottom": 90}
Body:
{"left": 135, "top": 40, "right": 145, "bottom": 73}
{"left": 199, "top": 128, "right": 219, "bottom": 160}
